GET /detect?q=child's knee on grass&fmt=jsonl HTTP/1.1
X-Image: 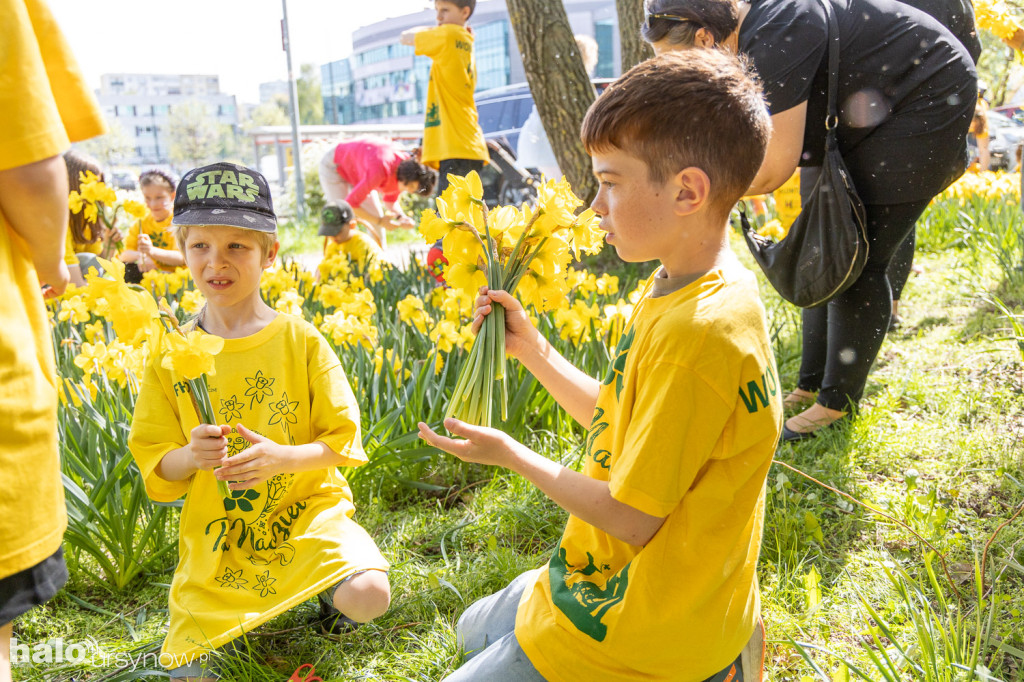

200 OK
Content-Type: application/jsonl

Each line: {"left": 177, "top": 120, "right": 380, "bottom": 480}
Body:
{"left": 332, "top": 570, "right": 391, "bottom": 622}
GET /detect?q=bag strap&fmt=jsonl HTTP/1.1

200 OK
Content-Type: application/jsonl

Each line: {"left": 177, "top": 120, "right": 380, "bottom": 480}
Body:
{"left": 816, "top": 0, "right": 840, "bottom": 135}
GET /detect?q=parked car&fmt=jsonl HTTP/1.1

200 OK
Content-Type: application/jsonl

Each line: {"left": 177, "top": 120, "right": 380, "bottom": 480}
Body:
{"left": 475, "top": 79, "right": 614, "bottom": 160}
{"left": 993, "top": 104, "right": 1024, "bottom": 125}
{"left": 109, "top": 168, "right": 138, "bottom": 190}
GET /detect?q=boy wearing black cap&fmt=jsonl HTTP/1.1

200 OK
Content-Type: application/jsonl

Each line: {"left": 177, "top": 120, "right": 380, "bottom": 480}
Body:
{"left": 318, "top": 200, "right": 383, "bottom": 272}
{"left": 128, "top": 163, "right": 390, "bottom": 679}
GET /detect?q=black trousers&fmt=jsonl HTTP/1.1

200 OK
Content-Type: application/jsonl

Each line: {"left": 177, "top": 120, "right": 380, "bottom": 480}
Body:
{"left": 888, "top": 230, "right": 915, "bottom": 301}
{"left": 436, "top": 158, "right": 486, "bottom": 196}
{"left": 796, "top": 167, "right": 932, "bottom": 410}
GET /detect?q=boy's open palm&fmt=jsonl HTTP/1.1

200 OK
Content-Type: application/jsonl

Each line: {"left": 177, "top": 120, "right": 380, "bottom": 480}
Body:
{"left": 472, "top": 288, "right": 538, "bottom": 360}
{"left": 417, "top": 418, "right": 521, "bottom": 468}
{"left": 217, "top": 423, "right": 287, "bottom": 490}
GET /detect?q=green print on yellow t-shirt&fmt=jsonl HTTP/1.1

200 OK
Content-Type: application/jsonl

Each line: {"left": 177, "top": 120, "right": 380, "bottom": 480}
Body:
{"left": 586, "top": 407, "right": 611, "bottom": 470}
{"left": 738, "top": 363, "right": 779, "bottom": 414}
{"left": 549, "top": 547, "right": 630, "bottom": 642}
{"left": 219, "top": 394, "right": 244, "bottom": 423}
{"left": 601, "top": 325, "right": 634, "bottom": 400}
{"left": 149, "top": 230, "right": 171, "bottom": 249}
{"left": 245, "top": 369, "right": 275, "bottom": 409}
{"left": 425, "top": 102, "right": 440, "bottom": 129}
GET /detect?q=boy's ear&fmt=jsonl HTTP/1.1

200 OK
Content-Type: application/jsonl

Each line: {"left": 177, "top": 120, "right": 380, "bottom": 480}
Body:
{"left": 673, "top": 167, "right": 712, "bottom": 216}
{"left": 459, "top": 5, "right": 471, "bottom": 22}
{"left": 265, "top": 240, "right": 281, "bottom": 268}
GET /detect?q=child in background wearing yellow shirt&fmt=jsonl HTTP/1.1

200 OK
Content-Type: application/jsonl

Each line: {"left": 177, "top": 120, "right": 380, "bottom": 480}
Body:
{"left": 128, "top": 163, "right": 389, "bottom": 680}
{"left": 317, "top": 200, "right": 383, "bottom": 273}
{"left": 419, "top": 51, "right": 782, "bottom": 682}
{"left": 120, "top": 169, "right": 184, "bottom": 281}
{"left": 400, "top": 0, "right": 489, "bottom": 196}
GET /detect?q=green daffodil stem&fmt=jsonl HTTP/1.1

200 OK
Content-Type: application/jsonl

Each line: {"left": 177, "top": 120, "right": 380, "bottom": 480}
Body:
{"left": 187, "top": 376, "right": 231, "bottom": 499}
{"left": 505, "top": 237, "right": 549, "bottom": 293}
{"left": 506, "top": 210, "right": 540, "bottom": 270}
{"left": 445, "top": 204, "right": 529, "bottom": 428}
{"left": 496, "top": 307, "right": 508, "bottom": 421}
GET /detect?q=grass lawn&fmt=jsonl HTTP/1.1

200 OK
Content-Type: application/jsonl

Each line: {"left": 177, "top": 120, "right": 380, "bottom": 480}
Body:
{"left": 14, "top": 183, "right": 1024, "bottom": 681}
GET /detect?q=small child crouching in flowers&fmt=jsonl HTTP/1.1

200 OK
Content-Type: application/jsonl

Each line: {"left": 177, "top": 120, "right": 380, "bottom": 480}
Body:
{"left": 128, "top": 163, "right": 389, "bottom": 680}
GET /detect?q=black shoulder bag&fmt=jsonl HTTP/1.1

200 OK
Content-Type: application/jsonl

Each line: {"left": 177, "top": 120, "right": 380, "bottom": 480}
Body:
{"left": 741, "top": 0, "right": 869, "bottom": 309}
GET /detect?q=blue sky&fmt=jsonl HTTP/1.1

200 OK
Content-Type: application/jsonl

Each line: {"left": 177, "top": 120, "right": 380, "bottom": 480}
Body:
{"left": 47, "top": 0, "right": 433, "bottom": 104}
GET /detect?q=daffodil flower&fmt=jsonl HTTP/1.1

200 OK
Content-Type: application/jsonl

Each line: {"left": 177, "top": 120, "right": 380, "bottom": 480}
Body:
{"left": 123, "top": 199, "right": 148, "bottom": 219}
{"left": 161, "top": 331, "right": 224, "bottom": 380}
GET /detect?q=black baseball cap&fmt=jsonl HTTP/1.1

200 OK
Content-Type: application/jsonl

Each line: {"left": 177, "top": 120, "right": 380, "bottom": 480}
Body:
{"left": 173, "top": 162, "right": 277, "bottom": 232}
{"left": 318, "top": 201, "right": 355, "bottom": 237}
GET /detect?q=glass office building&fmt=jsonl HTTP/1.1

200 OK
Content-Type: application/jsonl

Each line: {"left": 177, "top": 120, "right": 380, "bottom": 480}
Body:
{"left": 322, "top": 0, "right": 618, "bottom": 125}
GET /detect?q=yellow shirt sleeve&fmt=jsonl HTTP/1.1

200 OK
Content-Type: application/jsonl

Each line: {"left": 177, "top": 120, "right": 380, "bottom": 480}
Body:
{"left": 610, "top": 363, "right": 733, "bottom": 518}
{"left": 0, "top": 0, "right": 105, "bottom": 169}
{"left": 413, "top": 24, "right": 447, "bottom": 58}
{"left": 307, "top": 333, "right": 366, "bottom": 467}
{"left": 123, "top": 219, "right": 142, "bottom": 250}
{"left": 128, "top": 361, "right": 192, "bottom": 503}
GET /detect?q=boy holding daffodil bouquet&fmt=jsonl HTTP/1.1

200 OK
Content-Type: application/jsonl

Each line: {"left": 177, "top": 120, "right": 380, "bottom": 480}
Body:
{"left": 127, "top": 163, "right": 389, "bottom": 680}
{"left": 419, "top": 51, "right": 782, "bottom": 682}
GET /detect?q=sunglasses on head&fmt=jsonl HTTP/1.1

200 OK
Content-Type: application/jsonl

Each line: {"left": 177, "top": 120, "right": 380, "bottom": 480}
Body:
{"left": 643, "top": 5, "right": 702, "bottom": 31}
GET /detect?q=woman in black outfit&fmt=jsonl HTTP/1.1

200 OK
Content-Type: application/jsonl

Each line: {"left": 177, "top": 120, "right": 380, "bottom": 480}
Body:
{"left": 642, "top": 0, "right": 976, "bottom": 439}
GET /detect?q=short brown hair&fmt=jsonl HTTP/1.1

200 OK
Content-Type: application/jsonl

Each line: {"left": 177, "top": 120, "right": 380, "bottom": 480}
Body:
{"left": 445, "top": 0, "right": 475, "bottom": 18}
{"left": 580, "top": 50, "right": 770, "bottom": 215}
{"left": 173, "top": 224, "right": 278, "bottom": 260}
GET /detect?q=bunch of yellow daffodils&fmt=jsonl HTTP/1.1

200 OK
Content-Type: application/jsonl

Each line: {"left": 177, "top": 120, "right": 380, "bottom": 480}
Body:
{"left": 418, "top": 172, "right": 603, "bottom": 427}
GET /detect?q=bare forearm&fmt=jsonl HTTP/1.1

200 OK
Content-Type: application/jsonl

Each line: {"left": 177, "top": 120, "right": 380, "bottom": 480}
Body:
{"left": 149, "top": 246, "right": 184, "bottom": 266}
{"left": 156, "top": 445, "right": 198, "bottom": 482}
{"left": 507, "top": 444, "right": 664, "bottom": 546}
{"left": 278, "top": 441, "right": 347, "bottom": 472}
{"left": 517, "top": 333, "right": 600, "bottom": 425}
{"left": 400, "top": 27, "right": 426, "bottom": 46}
{"left": 1008, "top": 27, "right": 1024, "bottom": 51}
{"left": 353, "top": 206, "right": 383, "bottom": 227}
{"left": 68, "top": 264, "right": 86, "bottom": 287}
{"left": 0, "top": 155, "right": 70, "bottom": 286}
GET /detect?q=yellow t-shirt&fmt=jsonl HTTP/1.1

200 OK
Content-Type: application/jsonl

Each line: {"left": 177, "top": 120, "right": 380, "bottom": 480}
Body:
{"left": 515, "top": 264, "right": 782, "bottom": 682}
{"left": 324, "top": 230, "right": 383, "bottom": 271}
{"left": 773, "top": 170, "right": 802, "bottom": 229}
{"left": 124, "top": 213, "right": 179, "bottom": 271}
{"left": 63, "top": 225, "right": 102, "bottom": 265}
{"left": 128, "top": 314, "right": 388, "bottom": 661}
{"left": 415, "top": 24, "right": 489, "bottom": 168}
{"left": 0, "top": 0, "right": 105, "bottom": 580}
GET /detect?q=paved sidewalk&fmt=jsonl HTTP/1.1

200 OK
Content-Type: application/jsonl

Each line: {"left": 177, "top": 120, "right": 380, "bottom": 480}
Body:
{"left": 291, "top": 241, "right": 430, "bottom": 273}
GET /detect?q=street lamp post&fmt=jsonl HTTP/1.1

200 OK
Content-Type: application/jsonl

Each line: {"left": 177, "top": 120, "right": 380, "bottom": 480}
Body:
{"left": 281, "top": 0, "right": 305, "bottom": 220}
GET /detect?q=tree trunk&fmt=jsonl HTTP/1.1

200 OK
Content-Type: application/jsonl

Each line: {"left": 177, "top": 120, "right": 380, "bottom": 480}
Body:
{"left": 506, "top": 0, "right": 597, "bottom": 202}
{"left": 616, "top": 0, "right": 654, "bottom": 72}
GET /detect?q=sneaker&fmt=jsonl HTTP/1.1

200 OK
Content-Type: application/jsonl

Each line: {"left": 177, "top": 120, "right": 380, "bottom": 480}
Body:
{"left": 318, "top": 588, "right": 359, "bottom": 634}
{"left": 889, "top": 312, "right": 904, "bottom": 331}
